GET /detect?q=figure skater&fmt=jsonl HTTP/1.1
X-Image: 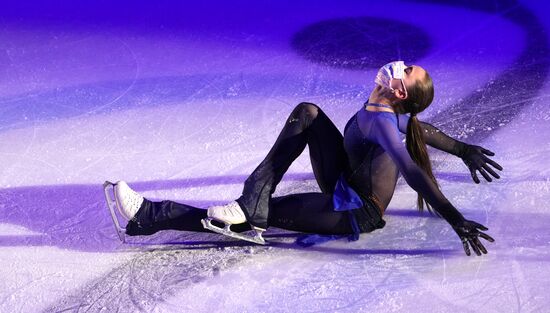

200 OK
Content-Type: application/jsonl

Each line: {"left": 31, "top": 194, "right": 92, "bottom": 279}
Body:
{"left": 103, "top": 61, "right": 502, "bottom": 256}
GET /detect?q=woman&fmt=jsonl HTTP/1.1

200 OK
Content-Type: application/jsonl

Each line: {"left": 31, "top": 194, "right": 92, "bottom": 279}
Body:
{"left": 104, "top": 61, "right": 501, "bottom": 256}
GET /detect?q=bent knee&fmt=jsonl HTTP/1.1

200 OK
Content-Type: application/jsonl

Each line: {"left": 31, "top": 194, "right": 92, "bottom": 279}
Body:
{"left": 292, "top": 102, "right": 320, "bottom": 120}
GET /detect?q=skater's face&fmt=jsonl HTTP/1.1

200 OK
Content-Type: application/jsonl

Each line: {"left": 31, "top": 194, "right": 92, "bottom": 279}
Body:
{"left": 391, "top": 64, "right": 428, "bottom": 100}
{"left": 404, "top": 65, "right": 427, "bottom": 89}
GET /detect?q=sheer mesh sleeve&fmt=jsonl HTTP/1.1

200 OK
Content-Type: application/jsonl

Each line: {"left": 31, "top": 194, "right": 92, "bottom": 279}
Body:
{"left": 372, "top": 114, "right": 464, "bottom": 225}
{"left": 396, "top": 114, "right": 467, "bottom": 157}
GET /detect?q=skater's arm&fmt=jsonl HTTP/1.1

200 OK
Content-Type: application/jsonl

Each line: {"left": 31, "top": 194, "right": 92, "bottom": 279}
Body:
{"left": 396, "top": 114, "right": 463, "bottom": 155}
{"left": 372, "top": 115, "right": 495, "bottom": 255}
{"left": 373, "top": 115, "right": 460, "bottom": 219}
{"left": 396, "top": 114, "right": 503, "bottom": 184}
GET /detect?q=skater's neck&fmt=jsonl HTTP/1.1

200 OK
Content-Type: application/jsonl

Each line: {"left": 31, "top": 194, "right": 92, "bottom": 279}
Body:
{"left": 368, "top": 85, "right": 395, "bottom": 108}
{"left": 367, "top": 86, "right": 395, "bottom": 113}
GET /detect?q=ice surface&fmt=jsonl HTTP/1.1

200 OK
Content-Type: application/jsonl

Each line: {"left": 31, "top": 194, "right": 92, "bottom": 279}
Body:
{"left": 0, "top": 0, "right": 549, "bottom": 312}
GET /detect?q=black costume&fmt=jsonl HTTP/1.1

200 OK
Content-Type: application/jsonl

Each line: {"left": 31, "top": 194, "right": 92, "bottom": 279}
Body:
{"left": 127, "top": 102, "right": 489, "bottom": 241}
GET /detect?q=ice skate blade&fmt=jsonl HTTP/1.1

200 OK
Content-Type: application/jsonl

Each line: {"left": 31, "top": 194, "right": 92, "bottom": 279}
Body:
{"left": 201, "top": 218, "right": 266, "bottom": 245}
{"left": 103, "top": 181, "right": 127, "bottom": 243}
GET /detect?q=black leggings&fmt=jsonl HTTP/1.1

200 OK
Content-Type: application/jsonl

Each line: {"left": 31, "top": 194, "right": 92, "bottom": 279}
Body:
{"left": 126, "top": 103, "right": 354, "bottom": 236}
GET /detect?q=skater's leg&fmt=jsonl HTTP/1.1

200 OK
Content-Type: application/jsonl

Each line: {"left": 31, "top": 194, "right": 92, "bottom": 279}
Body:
{"left": 107, "top": 181, "right": 254, "bottom": 239}
{"left": 126, "top": 199, "right": 205, "bottom": 235}
{"left": 268, "top": 193, "right": 352, "bottom": 235}
{"left": 127, "top": 199, "right": 251, "bottom": 236}
{"left": 237, "top": 102, "right": 347, "bottom": 229}
{"left": 307, "top": 107, "right": 348, "bottom": 193}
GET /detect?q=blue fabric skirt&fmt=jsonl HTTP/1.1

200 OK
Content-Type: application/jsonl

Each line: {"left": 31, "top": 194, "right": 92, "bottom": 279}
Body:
{"left": 333, "top": 174, "right": 386, "bottom": 241}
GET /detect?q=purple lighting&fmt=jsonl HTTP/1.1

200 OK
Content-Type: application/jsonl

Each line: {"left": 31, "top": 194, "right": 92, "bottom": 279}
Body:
{"left": 0, "top": 0, "right": 549, "bottom": 312}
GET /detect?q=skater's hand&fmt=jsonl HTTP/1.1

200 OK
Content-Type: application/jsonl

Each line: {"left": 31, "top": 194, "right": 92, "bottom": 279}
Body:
{"left": 460, "top": 145, "right": 503, "bottom": 183}
{"left": 452, "top": 220, "right": 495, "bottom": 256}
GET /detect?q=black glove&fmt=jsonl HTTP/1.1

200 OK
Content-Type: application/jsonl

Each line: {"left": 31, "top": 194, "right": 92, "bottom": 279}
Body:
{"left": 452, "top": 220, "right": 495, "bottom": 256}
{"left": 459, "top": 145, "right": 503, "bottom": 184}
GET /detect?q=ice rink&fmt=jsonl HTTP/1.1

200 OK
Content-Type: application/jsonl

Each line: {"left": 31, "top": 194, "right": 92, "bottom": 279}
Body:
{"left": 1, "top": 0, "right": 549, "bottom": 312}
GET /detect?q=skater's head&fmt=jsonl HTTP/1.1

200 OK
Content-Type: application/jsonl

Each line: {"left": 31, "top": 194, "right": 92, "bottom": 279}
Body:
{"left": 399, "top": 65, "right": 434, "bottom": 116}
{"left": 374, "top": 62, "right": 434, "bottom": 115}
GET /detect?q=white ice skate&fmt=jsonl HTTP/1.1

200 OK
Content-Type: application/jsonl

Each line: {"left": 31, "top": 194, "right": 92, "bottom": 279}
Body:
{"left": 201, "top": 201, "right": 266, "bottom": 245}
{"left": 103, "top": 180, "right": 144, "bottom": 242}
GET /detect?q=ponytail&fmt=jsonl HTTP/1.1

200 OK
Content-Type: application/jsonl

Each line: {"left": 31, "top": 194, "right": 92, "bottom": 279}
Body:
{"left": 401, "top": 70, "right": 437, "bottom": 213}
{"left": 406, "top": 114, "right": 438, "bottom": 213}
